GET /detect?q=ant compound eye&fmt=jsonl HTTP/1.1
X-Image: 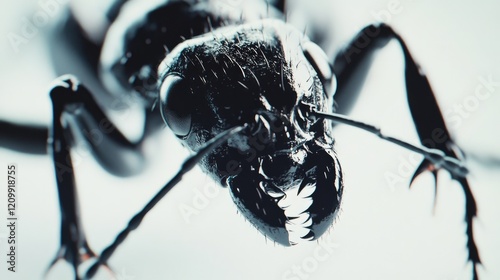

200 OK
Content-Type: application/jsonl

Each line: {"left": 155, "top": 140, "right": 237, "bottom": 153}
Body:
{"left": 160, "top": 75, "right": 192, "bottom": 137}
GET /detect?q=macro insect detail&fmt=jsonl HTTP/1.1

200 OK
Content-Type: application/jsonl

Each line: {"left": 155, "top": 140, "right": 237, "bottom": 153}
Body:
{"left": 157, "top": 18, "right": 344, "bottom": 246}
{"left": 0, "top": 0, "right": 483, "bottom": 279}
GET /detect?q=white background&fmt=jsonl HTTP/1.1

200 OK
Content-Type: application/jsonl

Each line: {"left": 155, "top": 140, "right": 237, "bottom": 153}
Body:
{"left": 0, "top": 0, "right": 499, "bottom": 280}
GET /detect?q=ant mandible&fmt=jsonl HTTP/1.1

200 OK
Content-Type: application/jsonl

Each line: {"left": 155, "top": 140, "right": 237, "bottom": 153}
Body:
{"left": 0, "top": 0, "right": 480, "bottom": 279}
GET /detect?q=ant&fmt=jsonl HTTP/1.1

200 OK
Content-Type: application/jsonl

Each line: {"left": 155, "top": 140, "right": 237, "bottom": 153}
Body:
{"left": 0, "top": 0, "right": 483, "bottom": 279}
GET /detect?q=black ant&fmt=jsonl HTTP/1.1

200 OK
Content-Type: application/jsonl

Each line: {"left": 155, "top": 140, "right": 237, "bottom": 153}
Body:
{"left": 0, "top": 0, "right": 481, "bottom": 279}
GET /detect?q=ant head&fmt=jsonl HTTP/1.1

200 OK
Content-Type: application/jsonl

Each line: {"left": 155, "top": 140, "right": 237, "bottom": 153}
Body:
{"left": 158, "top": 20, "right": 343, "bottom": 246}
{"left": 157, "top": 19, "right": 332, "bottom": 138}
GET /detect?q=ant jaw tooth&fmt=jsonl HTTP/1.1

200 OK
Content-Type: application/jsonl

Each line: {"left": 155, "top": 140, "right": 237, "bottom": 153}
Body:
{"left": 249, "top": 115, "right": 262, "bottom": 135}
{"left": 259, "top": 181, "right": 286, "bottom": 199}
{"left": 284, "top": 198, "right": 313, "bottom": 217}
{"left": 285, "top": 222, "right": 309, "bottom": 234}
{"left": 298, "top": 182, "right": 316, "bottom": 198}
{"left": 286, "top": 220, "right": 313, "bottom": 244}
{"left": 300, "top": 231, "right": 315, "bottom": 241}
{"left": 278, "top": 181, "right": 318, "bottom": 245}
{"left": 277, "top": 196, "right": 294, "bottom": 209}
{"left": 269, "top": 191, "right": 286, "bottom": 199}
{"left": 289, "top": 213, "right": 312, "bottom": 225}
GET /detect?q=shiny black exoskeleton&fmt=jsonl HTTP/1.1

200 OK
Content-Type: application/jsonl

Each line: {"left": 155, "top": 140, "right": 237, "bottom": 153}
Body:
{"left": 99, "top": 0, "right": 343, "bottom": 246}
{"left": 0, "top": 0, "right": 481, "bottom": 279}
{"left": 158, "top": 20, "right": 342, "bottom": 245}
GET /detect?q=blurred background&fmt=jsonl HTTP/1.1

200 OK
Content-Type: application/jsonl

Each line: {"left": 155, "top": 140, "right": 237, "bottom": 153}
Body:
{"left": 0, "top": 0, "right": 499, "bottom": 279}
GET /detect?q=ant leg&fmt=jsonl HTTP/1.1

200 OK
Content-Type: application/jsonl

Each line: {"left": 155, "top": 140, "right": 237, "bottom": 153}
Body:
{"left": 272, "top": 0, "right": 286, "bottom": 13}
{"left": 84, "top": 125, "right": 245, "bottom": 279}
{"left": 0, "top": 121, "right": 47, "bottom": 154}
{"left": 46, "top": 75, "right": 146, "bottom": 279}
{"left": 308, "top": 110, "right": 468, "bottom": 178}
{"left": 331, "top": 23, "right": 480, "bottom": 279}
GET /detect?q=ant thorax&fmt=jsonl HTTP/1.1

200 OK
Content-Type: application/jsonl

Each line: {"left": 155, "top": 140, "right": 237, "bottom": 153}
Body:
{"left": 99, "top": 0, "right": 281, "bottom": 105}
{"left": 158, "top": 19, "right": 342, "bottom": 246}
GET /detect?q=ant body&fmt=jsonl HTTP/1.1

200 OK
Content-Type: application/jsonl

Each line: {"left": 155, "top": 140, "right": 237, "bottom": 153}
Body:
{"left": 0, "top": 0, "right": 486, "bottom": 279}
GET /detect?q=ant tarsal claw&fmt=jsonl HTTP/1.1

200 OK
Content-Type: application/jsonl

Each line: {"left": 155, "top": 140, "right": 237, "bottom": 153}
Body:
{"left": 0, "top": 0, "right": 484, "bottom": 279}
{"left": 409, "top": 159, "right": 439, "bottom": 212}
{"left": 45, "top": 240, "right": 100, "bottom": 279}
{"left": 45, "top": 245, "right": 117, "bottom": 280}
{"left": 409, "top": 159, "right": 436, "bottom": 187}
{"left": 424, "top": 148, "right": 469, "bottom": 177}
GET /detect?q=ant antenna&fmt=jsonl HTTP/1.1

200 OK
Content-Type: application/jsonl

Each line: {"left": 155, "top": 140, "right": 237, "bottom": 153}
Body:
{"left": 84, "top": 125, "right": 246, "bottom": 279}
{"left": 309, "top": 110, "right": 468, "bottom": 178}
